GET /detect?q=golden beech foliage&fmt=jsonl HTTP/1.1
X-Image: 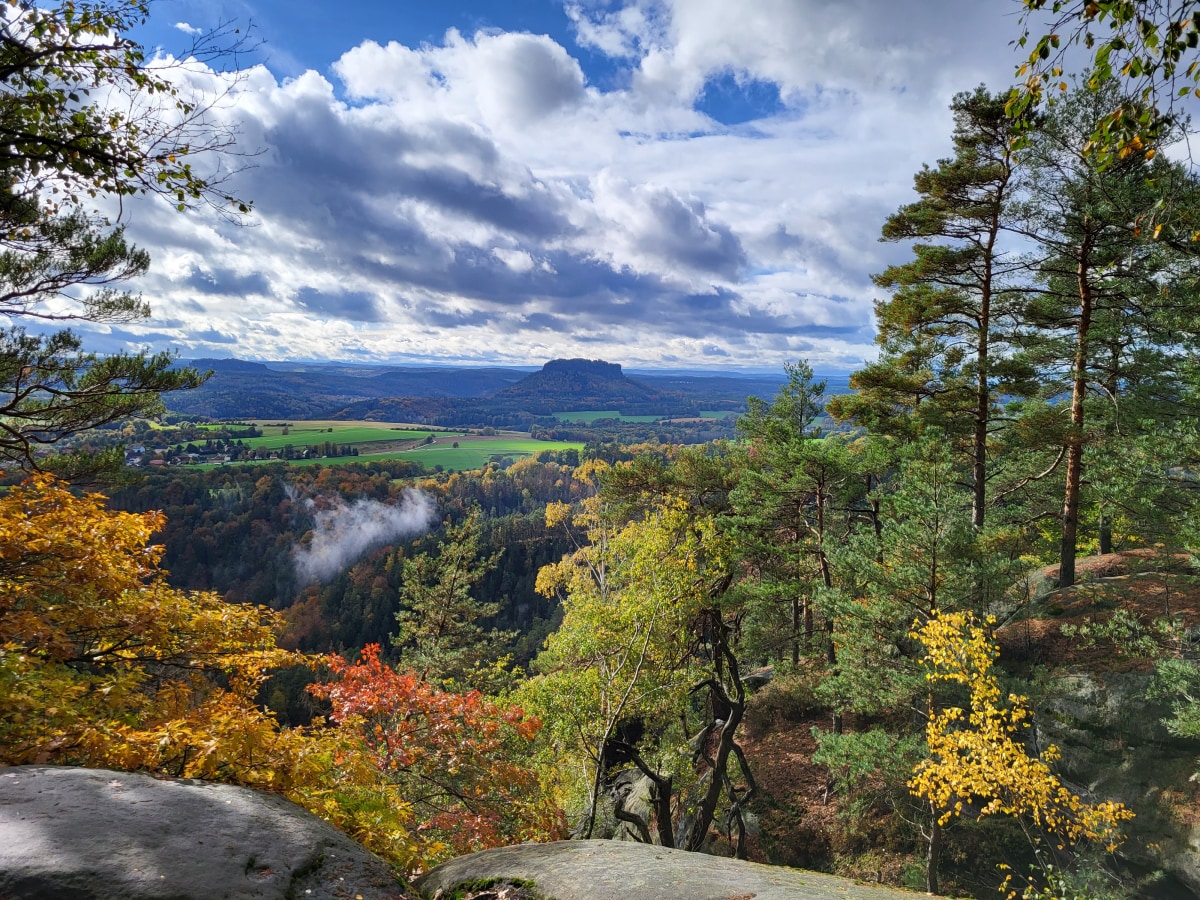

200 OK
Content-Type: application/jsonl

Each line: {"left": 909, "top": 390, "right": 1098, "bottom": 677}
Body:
{"left": 909, "top": 612, "right": 1133, "bottom": 853}
{"left": 0, "top": 473, "right": 304, "bottom": 785}
{"left": 0, "top": 474, "right": 562, "bottom": 875}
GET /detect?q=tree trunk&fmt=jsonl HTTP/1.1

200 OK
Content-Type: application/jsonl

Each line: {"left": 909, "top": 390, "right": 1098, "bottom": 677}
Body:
{"left": 1098, "top": 514, "right": 1112, "bottom": 555}
{"left": 972, "top": 221, "right": 996, "bottom": 531}
{"left": 791, "top": 594, "right": 801, "bottom": 666}
{"left": 682, "top": 615, "right": 751, "bottom": 851}
{"left": 926, "top": 812, "right": 942, "bottom": 894}
{"left": 1060, "top": 240, "right": 1094, "bottom": 589}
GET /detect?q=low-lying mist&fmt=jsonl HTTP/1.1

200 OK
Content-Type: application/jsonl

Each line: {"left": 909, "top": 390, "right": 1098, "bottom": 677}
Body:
{"left": 294, "top": 490, "right": 438, "bottom": 583}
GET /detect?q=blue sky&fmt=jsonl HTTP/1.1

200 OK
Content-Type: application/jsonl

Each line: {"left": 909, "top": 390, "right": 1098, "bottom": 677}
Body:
{"left": 97, "top": 0, "right": 1028, "bottom": 371}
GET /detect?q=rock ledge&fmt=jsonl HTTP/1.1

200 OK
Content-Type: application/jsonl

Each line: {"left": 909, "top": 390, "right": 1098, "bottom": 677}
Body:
{"left": 0, "top": 765, "right": 415, "bottom": 899}
{"left": 419, "top": 840, "right": 922, "bottom": 900}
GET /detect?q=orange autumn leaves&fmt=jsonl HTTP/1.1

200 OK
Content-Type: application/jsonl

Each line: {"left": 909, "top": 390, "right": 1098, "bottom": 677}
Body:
{"left": 0, "top": 473, "right": 561, "bottom": 873}
{"left": 313, "top": 643, "right": 563, "bottom": 857}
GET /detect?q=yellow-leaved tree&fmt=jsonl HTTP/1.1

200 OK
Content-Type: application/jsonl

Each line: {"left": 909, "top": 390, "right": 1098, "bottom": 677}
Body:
{"left": 909, "top": 611, "right": 1133, "bottom": 899}
{"left": 0, "top": 473, "right": 307, "bottom": 784}
{"left": 0, "top": 473, "right": 560, "bottom": 876}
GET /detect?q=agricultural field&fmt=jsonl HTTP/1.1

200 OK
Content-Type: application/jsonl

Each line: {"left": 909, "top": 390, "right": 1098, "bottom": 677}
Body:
{"left": 552, "top": 410, "right": 661, "bottom": 423}
{"left": 552, "top": 409, "right": 734, "bottom": 423}
{"left": 191, "top": 421, "right": 581, "bottom": 474}
{"left": 199, "top": 420, "right": 441, "bottom": 451}
{"left": 401, "top": 437, "right": 581, "bottom": 471}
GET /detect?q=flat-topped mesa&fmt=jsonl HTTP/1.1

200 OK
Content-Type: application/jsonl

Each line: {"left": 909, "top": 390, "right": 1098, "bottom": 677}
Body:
{"left": 540, "top": 358, "right": 624, "bottom": 379}
{"left": 490, "top": 358, "right": 672, "bottom": 412}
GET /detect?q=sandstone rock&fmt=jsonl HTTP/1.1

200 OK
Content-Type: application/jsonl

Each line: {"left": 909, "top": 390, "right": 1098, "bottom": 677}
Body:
{"left": 418, "top": 840, "right": 923, "bottom": 900}
{"left": 0, "top": 765, "right": 416, "bottom": 900}
{"left": 1036, "top": 670, "right": 1200, "bottom": 896}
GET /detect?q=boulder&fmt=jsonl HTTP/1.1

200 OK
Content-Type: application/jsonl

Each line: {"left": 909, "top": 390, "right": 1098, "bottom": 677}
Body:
{"left": 0, "top": 765, "right": 416, "bottom": 899}
{"left": 418, "top": 840, "right": 923, "bottom": 900}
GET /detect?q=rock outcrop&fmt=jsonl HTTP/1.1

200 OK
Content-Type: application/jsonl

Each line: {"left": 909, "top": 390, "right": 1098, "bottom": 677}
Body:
{"left": 0, "top": 765, "right": 416, "bottom": 899}
{"left": 999, "top": 555, "right": 1200, "bottom": 897}
{"left": 1036, "top": 670, "right": 1200, "bottom": 895}
{"left": 418, "top": 840, "right": 923, "bottom": 900}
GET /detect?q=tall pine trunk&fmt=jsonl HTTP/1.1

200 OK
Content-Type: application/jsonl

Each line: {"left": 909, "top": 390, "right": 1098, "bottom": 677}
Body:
{"left": 1060, "top": 238, "right": 1094, "bottom": 588}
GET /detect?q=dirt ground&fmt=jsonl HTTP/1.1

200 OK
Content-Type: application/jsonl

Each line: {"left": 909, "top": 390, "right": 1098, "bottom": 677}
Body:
{"left": 997, "top": 549, "right": 1200, "bottom": 671}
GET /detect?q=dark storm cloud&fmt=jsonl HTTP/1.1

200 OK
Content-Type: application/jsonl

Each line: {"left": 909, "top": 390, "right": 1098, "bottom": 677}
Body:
{"left": 263, "top": 105, "right": 572, "bottom": 241}
{"left": 520, "top": 312, "right": 569, "bottom": 331}
{"left": 378, "top": 246, "right": 862, "bottom": 346}
{"left": 411, "top": 305, "right": 496, "bottom": 328}
{"left": 295, "top": 287, "right": 384, "bottom": 322}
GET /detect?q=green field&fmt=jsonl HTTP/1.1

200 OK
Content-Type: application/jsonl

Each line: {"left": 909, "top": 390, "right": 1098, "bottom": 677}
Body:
{"left": 552, "top": 410, "right": 662, "bottom": 423}
{"left": 195, "top": 421, "right": 440, "bottom": 451}
{"left": 192, "top": 426, "right": 582, "bottom": 474}
{"left": 239, "top": 426, "right": 433, "bottom": 451}
{"left": 399, "top": 438, "right": 582, "bottom": 471}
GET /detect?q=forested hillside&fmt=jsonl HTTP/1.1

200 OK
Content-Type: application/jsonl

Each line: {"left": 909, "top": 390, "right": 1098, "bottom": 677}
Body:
{"left": 107, "top": 458, "right": 583, "bottom": 659}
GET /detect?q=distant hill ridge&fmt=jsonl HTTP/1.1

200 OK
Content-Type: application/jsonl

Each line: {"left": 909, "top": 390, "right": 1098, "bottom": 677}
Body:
{"left": 163, "top": 356, "right": 817, "bottom": 421}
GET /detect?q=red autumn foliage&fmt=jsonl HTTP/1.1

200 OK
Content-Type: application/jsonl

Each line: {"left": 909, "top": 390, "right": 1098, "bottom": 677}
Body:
{"left": 310, "top": 644, "right": 565, "bottom": 856}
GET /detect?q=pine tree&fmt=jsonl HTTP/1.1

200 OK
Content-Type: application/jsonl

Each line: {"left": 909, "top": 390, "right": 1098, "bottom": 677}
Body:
{"left": 732, "top": 361, "right": 862, "bottom": 667}
{"left": 829, "top": 87, "right": 1033, "bottom": 528}
{"left": 1013, "top": 81, "right": 1200, "bottom": 585}
{"left": 393, "top": 508, "right": 511, "bottom": 688}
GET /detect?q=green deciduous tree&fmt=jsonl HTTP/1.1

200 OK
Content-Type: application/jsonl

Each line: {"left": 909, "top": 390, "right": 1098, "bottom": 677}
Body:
{"left": 1011, "top": 0, "right": 1200, "bottom": 165}
{"left": 524, "top": 479, "right": 755, "bottom": 854}
{"left": 0, "top": 1, "right": 248, "bottom": 213}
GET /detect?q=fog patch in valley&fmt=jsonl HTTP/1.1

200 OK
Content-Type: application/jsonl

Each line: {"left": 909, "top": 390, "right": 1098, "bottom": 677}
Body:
{"left": 294, "top": 491, "right": 438, "bottom": 583}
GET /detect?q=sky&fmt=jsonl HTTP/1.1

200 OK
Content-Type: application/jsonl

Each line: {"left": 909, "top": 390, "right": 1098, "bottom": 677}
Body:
{"left": 81, "top": 0, "right": 1035, "bottom": 372}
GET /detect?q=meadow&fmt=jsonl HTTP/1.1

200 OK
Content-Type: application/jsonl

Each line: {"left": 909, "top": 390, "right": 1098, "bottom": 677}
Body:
{"left": 552, "top": 409, "right": 734, "bottom": 423}
{"left": 193, "top": 421, "right": 581, "bottom": 473}
{"left": 198, "top": 421, "right": 442, "bottom": 450}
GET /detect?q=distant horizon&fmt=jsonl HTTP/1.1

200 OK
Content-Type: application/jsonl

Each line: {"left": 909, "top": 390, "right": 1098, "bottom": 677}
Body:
{"left": 177, "top": 355, "right": 858, "bottom": 379}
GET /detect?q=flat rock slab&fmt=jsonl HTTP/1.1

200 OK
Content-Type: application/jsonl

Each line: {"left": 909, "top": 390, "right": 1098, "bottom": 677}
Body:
{"left": 0, "top": 765, "right": 416, "bottom": 900}
{"left": 419, "top": 840, "right": 924, "bottom": 900}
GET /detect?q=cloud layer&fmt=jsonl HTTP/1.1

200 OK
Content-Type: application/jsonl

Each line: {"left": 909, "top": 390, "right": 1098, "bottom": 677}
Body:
{"left": 101, "top": 0, "right": 1026, "bottom": 371}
